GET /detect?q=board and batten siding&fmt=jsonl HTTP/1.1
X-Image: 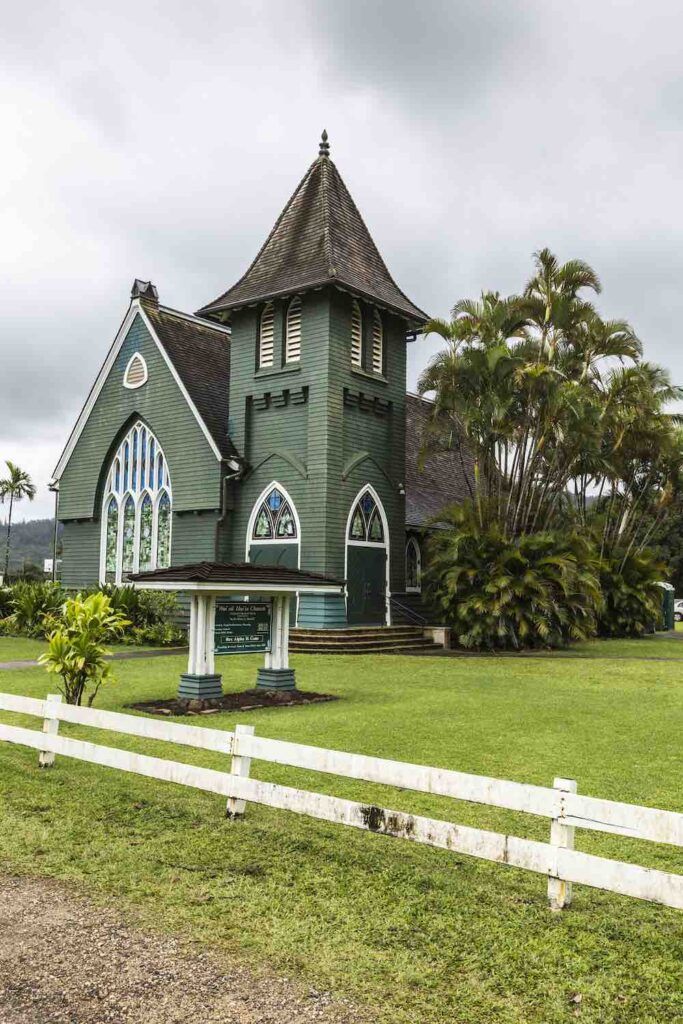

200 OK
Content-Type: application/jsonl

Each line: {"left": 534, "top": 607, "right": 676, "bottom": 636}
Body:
{"left": 226, "top": 289, "right": 407, "bottom": 594}
{"left": 60, "top": 520, "right": 101, "bottom": 588}
{"left": 58, "top": 314, "right": 222, "bottom": 520}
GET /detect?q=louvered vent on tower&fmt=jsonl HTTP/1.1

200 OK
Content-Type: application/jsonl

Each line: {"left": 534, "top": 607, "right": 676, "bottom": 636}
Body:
{"left": 371, "top": 311, "right": 383, "bottom": 374}
{"left": 285, "top": 297, "right": 302, "bottom": 362}
{"left": 123, "top": 352, "right": 148, "bottom": 389}
{"left": 351, "top": 301, "right": 362, "bottom": 367}
{"left": 259, "top": 303, "right": 275, "bottom": 368}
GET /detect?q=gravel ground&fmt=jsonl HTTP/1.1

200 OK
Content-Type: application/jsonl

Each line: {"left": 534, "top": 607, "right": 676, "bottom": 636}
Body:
{"left": 0, "top": 875, "right": 365, "bottom": 1024}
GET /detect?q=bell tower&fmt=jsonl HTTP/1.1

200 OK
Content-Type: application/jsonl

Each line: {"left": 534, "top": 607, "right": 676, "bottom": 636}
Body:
{"left": 198, "top": 134, "right": 427, "bottom": 626}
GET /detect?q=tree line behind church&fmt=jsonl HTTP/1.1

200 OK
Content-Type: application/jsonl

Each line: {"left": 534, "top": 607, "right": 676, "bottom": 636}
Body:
{"left": 420, "top": 248, "right": 683, "bottom": 649}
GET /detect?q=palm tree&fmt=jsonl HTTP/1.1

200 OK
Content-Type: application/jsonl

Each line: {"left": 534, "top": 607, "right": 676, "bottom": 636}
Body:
{"left": 0, "top": 461, "right": 37, "bottom": 581}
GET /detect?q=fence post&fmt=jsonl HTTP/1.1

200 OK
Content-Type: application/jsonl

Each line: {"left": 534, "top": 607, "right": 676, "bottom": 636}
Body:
{"left": 226, "top": 723, "right": 254, "bottom": 819}
{"left": 38, "top": 693, "right": 62, "bottom": 768}
{"left": 548, "top": 776, "right": 577, "bottom": 910}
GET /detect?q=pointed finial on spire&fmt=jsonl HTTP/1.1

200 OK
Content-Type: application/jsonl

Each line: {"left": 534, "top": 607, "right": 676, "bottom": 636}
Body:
{"left": 319, "top": 129, "right": 330, "bottom": 157}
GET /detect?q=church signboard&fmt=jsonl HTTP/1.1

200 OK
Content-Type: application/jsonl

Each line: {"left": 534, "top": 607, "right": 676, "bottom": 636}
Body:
{"left": 214, "top": 600, "right": 272, "bottom": 654}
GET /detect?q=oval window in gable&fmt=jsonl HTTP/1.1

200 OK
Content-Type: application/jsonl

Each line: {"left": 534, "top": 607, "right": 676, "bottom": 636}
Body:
{"left": 124, "top": 352, "right": 148, "bottom": 389}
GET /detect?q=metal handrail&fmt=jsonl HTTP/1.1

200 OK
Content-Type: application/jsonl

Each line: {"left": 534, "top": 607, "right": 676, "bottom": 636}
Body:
{"left": 389, "top": 595, "right": 428, "bottom": 626}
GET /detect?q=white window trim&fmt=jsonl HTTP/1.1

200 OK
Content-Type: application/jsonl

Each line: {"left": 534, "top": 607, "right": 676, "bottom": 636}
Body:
{"left": 405, "top": 536, "right": 422, "bottom": 593}
{"left": 245, "top": 481, "right": 301, "bottom": 557}
{"left": 344, "top": 483, "right": 391, "bottom": 624}
{"left": 259, "top": 303, "right": 275, "bottom": 369}
{"left": 123, "top": 351, "right": 148, "bottom": 389}
{"left": 98, "top": 422, "right": 172, "bottom": 585}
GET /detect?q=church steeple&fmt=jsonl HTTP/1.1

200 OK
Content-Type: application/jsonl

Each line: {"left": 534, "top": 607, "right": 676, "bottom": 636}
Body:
{"left": 197, "top": 135, "right": 427, "bottom": 325}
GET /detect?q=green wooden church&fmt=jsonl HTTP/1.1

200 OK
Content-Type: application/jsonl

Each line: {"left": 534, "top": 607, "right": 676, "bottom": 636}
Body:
{"left": 51, "top": 133, "right": 471, "bottom": 629}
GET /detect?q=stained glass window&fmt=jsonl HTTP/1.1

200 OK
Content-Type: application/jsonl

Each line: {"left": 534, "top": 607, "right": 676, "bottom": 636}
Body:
{"left": 122, "top": 496, "right": 136, "bottom": 573}
{"left": 139, "top": 494, "right": 153, "bottom": 571}
{"left": 157, "top": 492, "right": 171, "bottom": 568}
{"left": 348, "top": 490, "right": 385, "bottom": 543}
{"left": 100, "top": 422, "right": 171, "bottom": 583}
{"left": 276, "top": 504, "right": 295, "bottom": 537}
{"left": 254, "top": 508, "right": 272, "bottom": 538}
{"left": 251, "top": 487, "right": 298, "bottom": 540}
{"left": 105, "top": 497, "right": 118, "bottom": 582}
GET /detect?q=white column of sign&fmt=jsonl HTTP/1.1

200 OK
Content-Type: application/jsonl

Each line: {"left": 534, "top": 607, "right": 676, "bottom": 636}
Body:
{"left": 280, "top": 595, "right": 290, "bottom": 670}
{"left": 196, "top": 594, "right": 207, "bottom": 674}
{"left": 206, "top": 595, "right": 216, "bottom": 675}
{"left": 187, "top": 595, "right": 199, "bottom": 675}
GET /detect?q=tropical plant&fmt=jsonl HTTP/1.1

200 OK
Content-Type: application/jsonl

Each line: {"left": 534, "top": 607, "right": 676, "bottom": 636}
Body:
{"left": 419, "top": 249, "right": 681, "bottom": 645}
{"left": 425, "top": 504, "right": 603, "bottom": 650}
{"left": 0, "top": 461, "right": 36, "bottom": 581}
{"left": 597, "top": 548, "right": 664, "bottom": 637}
{"left": 10, "top": 580, "right": 65, "bottom": 637}
{"left": 39, "top": 592, "right": 130, "bottom": 706}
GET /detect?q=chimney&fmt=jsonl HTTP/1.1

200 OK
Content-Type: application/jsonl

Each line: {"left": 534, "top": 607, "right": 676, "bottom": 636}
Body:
{"left": 131, "top": 279, "right": 159, "bottom": 307}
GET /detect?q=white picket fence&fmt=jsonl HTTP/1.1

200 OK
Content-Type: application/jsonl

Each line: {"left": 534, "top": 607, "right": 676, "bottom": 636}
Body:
{"left": 0, "top": 690, "right": 682, "bottom": 912}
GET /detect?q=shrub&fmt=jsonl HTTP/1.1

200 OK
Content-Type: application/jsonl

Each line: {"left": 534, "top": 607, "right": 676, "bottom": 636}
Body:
{"left": 82, "top": 585, "right": 178, "bottom": 630}
{"left": 10, "top": 581, "right": 65, "bottom": 637}
{"left": 426, "top": 505, "right": 603, "bottom": 650}
{"left": 123, "top": 622, "right": 186, "bottom": 647}
{"left": 39, "top": 592, "right": 130, "bottom": 706}
{"left": 598, "top": 548, "right": 664, "bottom": 637}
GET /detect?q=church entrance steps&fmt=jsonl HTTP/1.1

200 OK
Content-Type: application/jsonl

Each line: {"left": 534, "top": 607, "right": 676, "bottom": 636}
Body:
{"left": 289, "top": 625, "right": 442, "bottom": 654}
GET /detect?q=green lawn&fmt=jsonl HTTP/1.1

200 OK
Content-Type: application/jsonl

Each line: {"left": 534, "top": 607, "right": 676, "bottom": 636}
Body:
{"left": 0, "top": 639, "right": 682, "bottom": 1023}
{"left": 0, "top": 636, "right": 177, "bottom": 663}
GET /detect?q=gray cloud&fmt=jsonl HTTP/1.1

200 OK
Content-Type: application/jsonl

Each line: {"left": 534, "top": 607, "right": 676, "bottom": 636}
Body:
{"left": 2, "top": 0, "right": 683, "bottom": 517}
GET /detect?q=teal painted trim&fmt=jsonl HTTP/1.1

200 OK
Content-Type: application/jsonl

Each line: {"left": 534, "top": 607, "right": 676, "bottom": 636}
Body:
{"left": 341, "top": 450, "right": 393, "bottom": 484}
{"left": 249, "top": 449, "right": 308, "bottom": 480}
{"left": 256, "top": 667, "right": 297, "bottom": 690}
{"left": 178, "top": 674, "right": 223, "bottom": 700}
{"left": 297, "top": 593, "right": 348, "bottom": 629}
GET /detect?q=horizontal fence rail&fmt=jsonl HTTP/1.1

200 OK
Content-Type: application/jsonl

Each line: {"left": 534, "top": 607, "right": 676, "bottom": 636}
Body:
{"left": 0, "top": 691, "right": 681, "bottom": 911}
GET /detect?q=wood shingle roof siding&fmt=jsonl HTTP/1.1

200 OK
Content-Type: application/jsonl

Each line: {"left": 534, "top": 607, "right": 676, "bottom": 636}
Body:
{"left": 131, "top": 561, "right": 344, "bottom": 588}
{"left": 197, "top": 153, "right": 428, "bottom": 325}
{"left": 143, "top": 305, "right": 237, "bottom": 460}
{"left": 404, "top": 393, "right": 475, "bottom": 528}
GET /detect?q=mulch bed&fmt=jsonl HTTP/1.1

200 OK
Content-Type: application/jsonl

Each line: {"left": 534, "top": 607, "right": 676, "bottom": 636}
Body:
{"left": 127, "top": 689, "right": 338, "bottom": 717}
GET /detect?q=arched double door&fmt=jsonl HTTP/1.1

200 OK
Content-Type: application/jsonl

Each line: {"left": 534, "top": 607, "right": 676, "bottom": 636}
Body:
{"left": 346, "top": 486, "right": 389, "bottom": 625}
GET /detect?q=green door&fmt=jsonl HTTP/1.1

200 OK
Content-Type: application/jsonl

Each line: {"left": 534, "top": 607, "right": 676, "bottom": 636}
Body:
{"left": 248, "top": 543, "right": 299, "bottom": 622}
{"left": 347, "top": 546, "right": 387, "bottom": 624}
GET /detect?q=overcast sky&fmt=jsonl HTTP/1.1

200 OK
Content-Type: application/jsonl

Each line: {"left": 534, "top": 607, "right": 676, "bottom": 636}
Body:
{"left": 2, "top": 0, "right": 683, "bottom": 519}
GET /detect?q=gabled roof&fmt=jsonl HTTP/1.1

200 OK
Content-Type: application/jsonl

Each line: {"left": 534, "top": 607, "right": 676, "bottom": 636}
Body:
{"left": 197, "top": 135, "right": 428, "bottom": 325}
{"left": 142, "top": 304, "right": 236, "bottom": 460}
{"left": 404, "top": 394, "right": 475, "bottom": 528}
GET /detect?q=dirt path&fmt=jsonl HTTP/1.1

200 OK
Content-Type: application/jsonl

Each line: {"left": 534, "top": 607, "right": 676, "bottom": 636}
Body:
{"left": 0, "top": 875, "right": 364, "bottom": 1024}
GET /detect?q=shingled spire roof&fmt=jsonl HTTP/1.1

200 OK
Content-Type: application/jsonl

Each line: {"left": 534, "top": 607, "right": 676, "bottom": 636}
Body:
{"left": 197, "top": 132, "right": 428, "bottom": 325}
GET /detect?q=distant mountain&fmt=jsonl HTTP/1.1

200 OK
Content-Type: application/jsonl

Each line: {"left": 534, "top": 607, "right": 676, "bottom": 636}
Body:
{"left": 0, "top": 518, "right": 62, "bottom": 574}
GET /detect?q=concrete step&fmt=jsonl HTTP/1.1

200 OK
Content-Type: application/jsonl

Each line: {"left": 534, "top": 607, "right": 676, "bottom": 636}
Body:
{"left": 290, "top": 638, "right": 440, "bottom": 654}
{"left": 291, "top": 626, "right": 424, "bottom": 641}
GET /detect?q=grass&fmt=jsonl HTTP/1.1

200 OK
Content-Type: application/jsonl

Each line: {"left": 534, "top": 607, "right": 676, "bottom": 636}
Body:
{"left": 0, "top": 636, "right": 175, "bottom": 663}
{"left": 0, "top": 638, "right": 682, "bottom": 1023}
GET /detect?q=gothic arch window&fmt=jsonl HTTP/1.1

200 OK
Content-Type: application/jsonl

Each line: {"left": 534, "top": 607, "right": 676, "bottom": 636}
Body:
{"left": 259, "top": 302, "right": 275, "bottom": 368}
{"left": 406, "top": 537, "right": 422, "bottom": 592}
{"left": 99, "top": 421, "right": 172, "bottom": 583}
{"left": 250, "top": 485, "right": 298, "bottom": 542}
{"left": 351, "top": 300, "right": 362, "bottom": 367}
{"left": 285, "top": 296, "right": 302, "bottom": 363}
{"left": 371, "top": 311, "right": 383, "bottom": 374}
{"left": 348, "top": 488, "right": 385, "bottom": 545}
